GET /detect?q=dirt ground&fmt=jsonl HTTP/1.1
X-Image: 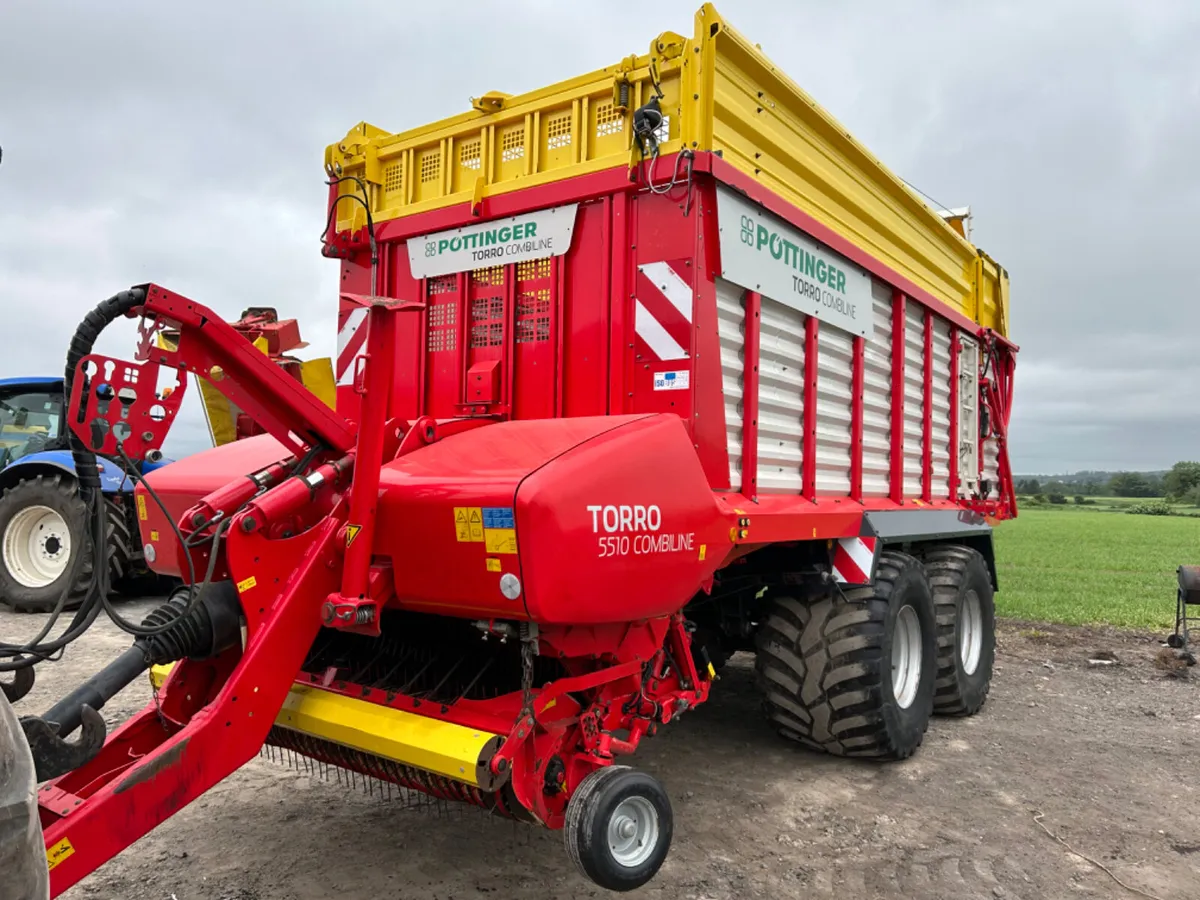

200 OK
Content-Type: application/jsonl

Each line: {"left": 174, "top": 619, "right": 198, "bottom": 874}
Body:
{"left": 4, "top": 599, "right": 1199, "bottom": 900}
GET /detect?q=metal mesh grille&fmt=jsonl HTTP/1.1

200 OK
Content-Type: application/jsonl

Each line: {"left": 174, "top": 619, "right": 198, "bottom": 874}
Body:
{"left": 459, "top": 140, "right": 481, "bottom": 171}
{"left": 472, "top": 266, "right": 505, "bottom": 286}
{"left": 383, "top": 162, "right": 404, "bottom": 193}
{"left": 596, "top": 102, "right": 623, "bottom": 137}
{"left": 501, "top": 128, "right": 525, "bottom": 162}
{"left": 427, "top": 301, "right": 456, "bottom": 353}
{"left": 547, "top": 114, "right": 572, "bottom": 149}
{"left": 516, "top": 258, "right": 551, "bottom": 281}
{"left": 420, "top": 150, "right": 441, "bottom": 183}
{"left": 428, "top": 275, "right": 457, "bottom": 296}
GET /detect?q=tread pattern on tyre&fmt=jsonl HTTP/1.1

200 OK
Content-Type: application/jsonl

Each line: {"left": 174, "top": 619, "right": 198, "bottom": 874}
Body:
{"left": 924, "top": 545, "right": 992, "bottom": 716}
{"left": 755, "top": 551, "right": 926, "bottom": 760}
{"left": 565, "top": 765, "right": 631, "bottom": 881}
{"left": 104, "top": 495, "right": 135, "bottom": 586}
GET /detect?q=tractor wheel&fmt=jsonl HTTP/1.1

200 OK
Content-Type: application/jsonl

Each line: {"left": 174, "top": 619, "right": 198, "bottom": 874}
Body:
{"left": 925, "top": 545, "right": 996, "bottom": 716}
{"left": 0, "top": 688, "right": 50, "bottom": 899}
{"left": 755, "top": 551, "right": 937, "bottom": 759}
{"left": 0, "top": 475, "right": 94, "bottom": 613}
{"left": 565, "top": 765, "right": 673, "bottom": 892}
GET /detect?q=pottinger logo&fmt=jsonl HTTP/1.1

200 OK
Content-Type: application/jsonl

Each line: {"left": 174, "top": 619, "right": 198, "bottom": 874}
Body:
{"left": 740, "top": 214, "right": 756, "bottom": 246}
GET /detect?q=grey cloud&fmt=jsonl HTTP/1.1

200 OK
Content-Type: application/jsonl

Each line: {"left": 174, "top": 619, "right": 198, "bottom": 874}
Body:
{"left": 2, "top": 0, "right": 1198, "bottom": 470}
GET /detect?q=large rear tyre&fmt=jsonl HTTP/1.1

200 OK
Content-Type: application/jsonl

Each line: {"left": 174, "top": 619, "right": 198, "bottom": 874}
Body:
{"left": 0, "top": 475, "right": 94, "bottom": 613}
{"left": 0, "top": 689, "right": 50, "bottom": 899}
{"left": 565, "top": 765, "right": 673, "bottom": 892}
{"left": 755, "top": 551, "right": 937, "bottom": 759}
{"left": 925, "top": 545, "right": 996, "bottom": 716}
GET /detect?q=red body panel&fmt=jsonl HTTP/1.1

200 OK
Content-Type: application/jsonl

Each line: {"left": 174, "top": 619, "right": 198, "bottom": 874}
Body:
{"left": 373, "top": 414, "right": 727, "bottom": 623}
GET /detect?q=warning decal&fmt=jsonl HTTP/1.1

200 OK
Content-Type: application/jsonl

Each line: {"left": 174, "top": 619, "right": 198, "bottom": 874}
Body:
{"left": 136, "top": 493, "right": 147, "bottom": 521}
{"left": 236, "top": 576, "right": 257, "bottom": 593}
{"left": 47, "top": 837, "right": 75, "bottom": 871}
{"left": 482, "top": 507, "right": 517, "bottom": 555}
{"left": 486, "top": 558, "right": 501, "bottom": 572}
{"left": 454, "top": 508, "right": 485, "bottom": 542}
{"left": 345, "top": 524, "right": 362, "bottom": 547}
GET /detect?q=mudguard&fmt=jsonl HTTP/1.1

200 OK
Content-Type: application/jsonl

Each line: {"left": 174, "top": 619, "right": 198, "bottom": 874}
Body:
{"left": 2, "top": 450, "right": 172, "bottom": 495}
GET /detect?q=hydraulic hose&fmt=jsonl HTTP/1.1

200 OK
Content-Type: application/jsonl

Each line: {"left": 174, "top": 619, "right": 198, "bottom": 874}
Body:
{"left": 64, "top": 287, "right": 147, "bottom": 493}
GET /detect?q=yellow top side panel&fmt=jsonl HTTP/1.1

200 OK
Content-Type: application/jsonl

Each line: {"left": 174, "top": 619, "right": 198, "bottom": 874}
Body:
{"left": 324, "top": 4, "right": 1008, "bottom": 336}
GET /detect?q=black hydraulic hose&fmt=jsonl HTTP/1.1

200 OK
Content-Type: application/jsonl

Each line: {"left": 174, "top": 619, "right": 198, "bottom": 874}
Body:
{"left": 64, "top": 287, "right": 147, "bottom": 493}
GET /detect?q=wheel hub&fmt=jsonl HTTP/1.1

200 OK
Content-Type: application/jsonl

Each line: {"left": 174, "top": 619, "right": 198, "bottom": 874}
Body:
{"left": 891, "top": 604, "right": 923, "bottom": 709}
{"left": 3, "top": 504, "right": 72, "bottom": 589}
{"left": 607, "top": 796, "right": 659, "bottom": 868}
{"left": 960, "top": 589, "right": 983, "bottom": 675}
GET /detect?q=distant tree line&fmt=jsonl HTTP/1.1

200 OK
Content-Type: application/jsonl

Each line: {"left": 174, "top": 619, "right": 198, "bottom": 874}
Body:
{"left": 1015, "top": 461, "right": 1200, "bottom": 504}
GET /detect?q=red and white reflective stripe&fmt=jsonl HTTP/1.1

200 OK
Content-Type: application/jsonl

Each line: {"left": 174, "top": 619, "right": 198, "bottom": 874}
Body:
{"left": 634, "top": 260, "right": 692, "bottom": 361}
{"left": 336, "top": 307, "right": 368, "bottom": 386}
{"left": 832, "top": 536, "right": 879, "bottom": 584}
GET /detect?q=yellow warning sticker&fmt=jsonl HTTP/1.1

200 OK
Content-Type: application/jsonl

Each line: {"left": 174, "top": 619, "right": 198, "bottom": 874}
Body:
{"left": 484, "top": 528, "right": 517, "bottom": 555}
{"left": 136, "top": 493, "right": 147, "bottom": 521}
{"left": 345, "top": 524, "right": 362, "bottom": 547}
{"left": 699, "top": 544, "right": 707, "bottom": 561}
{"left": 454, "top": 507, "right": 484, "bottom": 542}
{"left": 47, "top": 837, "right": 75, "bottom": 871}
{"left": 236, "top": 576, "right": 257, "bottom": 593}
{"left": 485, "top": 558, "right": 501, "bottom": 572}
{"left": 149, "top": 530, "right": 159, "bottom": 542}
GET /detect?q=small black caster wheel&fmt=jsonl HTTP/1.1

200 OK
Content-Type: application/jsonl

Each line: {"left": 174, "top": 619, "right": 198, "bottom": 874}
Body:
{"left": 565, "top": 765, "right": 673, "bottom": 892}
{"left": 1167, "top": 634, "right": 1184, "bottom": 649}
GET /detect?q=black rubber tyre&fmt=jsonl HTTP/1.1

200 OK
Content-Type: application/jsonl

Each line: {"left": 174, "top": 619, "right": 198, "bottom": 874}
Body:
{"left": 0, "top": 689, "right": 50, "bottom": 899}
{"left": 925, "top": 545, "right": 996, "bottom": 716}
{"left": 755, "top": 551, "right": 937, "bottom": 759}
{"left": 565, "top": 765, "right": 673, "bottom": 892}
{"left": 104, "top": 495, "right": 135, "bottom": 587}
{"left": 0, "top": 475, "right": 94, "bottom": 614}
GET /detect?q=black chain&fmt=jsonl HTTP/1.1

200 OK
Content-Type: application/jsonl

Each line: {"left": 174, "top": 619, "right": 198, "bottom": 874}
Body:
{"left": 519, "top": 633, "right": 535, "bottom": 721}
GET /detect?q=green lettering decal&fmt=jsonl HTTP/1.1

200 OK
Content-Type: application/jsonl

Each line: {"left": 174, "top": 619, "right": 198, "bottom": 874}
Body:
{"left": 804, "top": 251, "right": 815, "bottom": 277}
{"left": 757, "top": 224, "right": 769, "bottom": 250}
{"left": 511, "top": 224, "right": 523, "bottom": 240}
{"left": 837, "top": 270, "right": 846, "bottom": 293}
{"left": 783, "top": 239, "right": 798, "bottom": 268}
{"left": 816, "top": 259, "right": 826, "bottom": 283}
{"left": 525, "top": 221, "right": 537, "bottom": 237}
{"left": 438, "top": 239, "right": 450, "bottom": 253}
{"left": 450, "top": 237, "right": 463, "bottom": 252}
{"left": 485, "top": 230, "right": 496, "bottom": 246}
{"left": 499, "top": 226, "right": 512, "bottom": 242}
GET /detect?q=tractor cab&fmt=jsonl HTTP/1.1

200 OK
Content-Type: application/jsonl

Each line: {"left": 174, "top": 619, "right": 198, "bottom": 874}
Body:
{"left": 0, "top": 377, "right": 64, "bottom": 469}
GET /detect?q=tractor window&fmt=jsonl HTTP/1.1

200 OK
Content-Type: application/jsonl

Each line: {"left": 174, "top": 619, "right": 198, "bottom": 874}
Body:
{"left": 0, "top": 389, "right": 63, "bottom": 464}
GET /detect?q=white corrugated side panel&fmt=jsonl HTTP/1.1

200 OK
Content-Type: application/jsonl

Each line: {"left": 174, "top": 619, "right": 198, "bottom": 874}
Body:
{"left": 862, "top": 281, "right": 893, "bottom": 498}
{"left": 983, "top": 439, "right": 1000, "bottom": 500}
{"left": 757, "top": 296, "right": 805, "bottom": 493}
{"left": 815, "top": 324, "right": 853, "bottom": 495}
{"left": 930, "top": 317, "right": 953, "bottom": 498}
{"left": 902, "top": 303, "right": 925, "bottom": 498}
{"left": 716, "top": 279, "right": 746, "bottom": 491}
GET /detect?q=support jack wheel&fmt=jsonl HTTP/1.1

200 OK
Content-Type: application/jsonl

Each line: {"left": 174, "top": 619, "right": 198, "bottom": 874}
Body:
{"left": 565, "top": 765, "right": 673, "bottom": 892}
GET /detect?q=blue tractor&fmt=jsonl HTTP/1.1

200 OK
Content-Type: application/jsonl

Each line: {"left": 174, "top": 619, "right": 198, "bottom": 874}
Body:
{"left": 0, "top": 376, "right": 172, "bottom": 612}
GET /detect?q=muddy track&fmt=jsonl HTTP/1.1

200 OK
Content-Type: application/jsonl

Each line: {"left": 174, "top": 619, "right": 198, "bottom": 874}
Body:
{"left": 4, "top": 603, "right": 1198, "bottom": 899}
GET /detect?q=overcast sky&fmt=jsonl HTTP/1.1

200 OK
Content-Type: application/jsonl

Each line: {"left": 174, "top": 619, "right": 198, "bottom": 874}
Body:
{"left": 2, "top": 0, "right": 1197, "bottom": 474}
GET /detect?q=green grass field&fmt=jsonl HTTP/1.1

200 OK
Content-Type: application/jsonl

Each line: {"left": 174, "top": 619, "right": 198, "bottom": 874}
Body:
{"left": 993, "top": 508, "right": 1198, "bottom": 630}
